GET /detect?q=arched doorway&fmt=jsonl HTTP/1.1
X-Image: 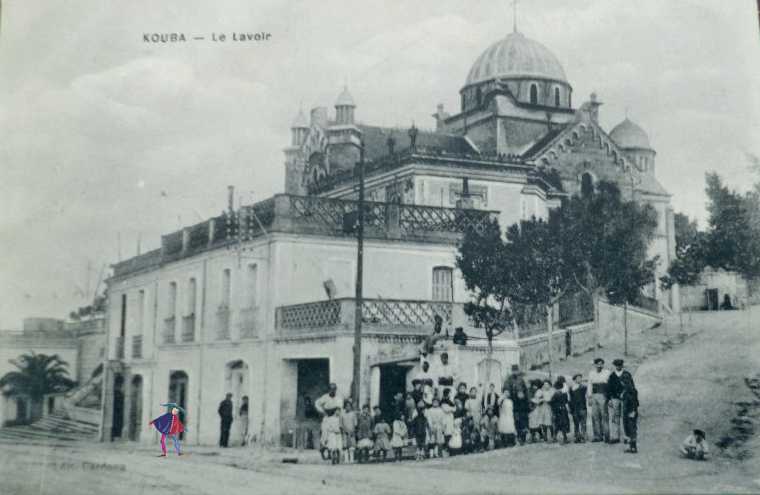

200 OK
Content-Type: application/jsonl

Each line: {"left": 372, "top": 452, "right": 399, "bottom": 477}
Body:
{"left": 477, "top": 359, "right": 503, "bottom": 390}
{"left": 224, "top": 360, "right": 250, "bottom": 446}
{"left": 168, "top": 371, "right": 189, "bottom": 440}
{"left": 128, "top": 375, "right": 143, "bottom": 441}
{"left": 111, "top": 374, "right": 125, "bottom": 441}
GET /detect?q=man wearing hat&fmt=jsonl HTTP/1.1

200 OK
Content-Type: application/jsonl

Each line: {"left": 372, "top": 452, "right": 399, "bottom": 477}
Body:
{"left": 586, "top": 358, "right": 611, "bottom": 442}
{"left": 607, "top": 358, "right": 634, "bottom": 444}
{"left": 503, "top": 364, "right": 528, "bottom": 400}
{"left": 217, "top": 393, "right": 234, "bottom": 448}
{"left": 149, "top": 403, "right": 186, "bottom": 457}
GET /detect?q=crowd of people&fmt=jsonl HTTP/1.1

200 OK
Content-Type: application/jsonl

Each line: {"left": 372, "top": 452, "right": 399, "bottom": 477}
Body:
{"left": 313, "top": 353, "right": 644, "bottom": 465}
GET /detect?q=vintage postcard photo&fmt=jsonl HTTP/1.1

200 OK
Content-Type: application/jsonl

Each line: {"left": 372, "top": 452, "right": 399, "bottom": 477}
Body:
{"left": 0, "top": 1, "right": 759, "bottom": 494}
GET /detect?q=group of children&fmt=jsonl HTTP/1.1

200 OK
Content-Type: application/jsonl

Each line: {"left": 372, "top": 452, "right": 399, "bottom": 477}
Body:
{"left": 319, "top": 372, "right": 597, "bottom": 464}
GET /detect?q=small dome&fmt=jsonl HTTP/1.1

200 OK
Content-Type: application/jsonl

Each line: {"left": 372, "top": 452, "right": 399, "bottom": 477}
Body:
{"left": 610, "top": 118, "right": 652, "bottom": 150}
{"left": 291, "top": 108, "right": 308, "bottom": 129}
{"left": 465, "top": 32, "right": 568, "bottom": 87}
{"left": 335, "top": 86, "right": 356, "bottom": 107}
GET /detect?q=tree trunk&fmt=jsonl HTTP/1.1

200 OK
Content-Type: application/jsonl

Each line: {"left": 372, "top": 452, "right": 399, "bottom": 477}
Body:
{"left": 30, "top": 397, "right": 44, "bottom": 422}
{"left": 592, "top": 291, "right": 601, "bottom": 348}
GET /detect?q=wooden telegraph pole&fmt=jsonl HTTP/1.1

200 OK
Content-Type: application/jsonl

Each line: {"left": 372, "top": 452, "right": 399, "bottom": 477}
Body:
{"left": 352, "top": 140, "right": 365, "bottom": 407}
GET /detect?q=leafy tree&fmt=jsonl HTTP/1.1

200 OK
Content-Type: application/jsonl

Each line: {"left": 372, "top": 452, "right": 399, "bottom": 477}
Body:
{"left": 0, "top": 353, "right": 76, "bottom": 422}
{"left": 673, "top": 213, "right": 699, "bottom": 255}
{"left": 703, "top": 172, "right": 760, "bottom": 280}
{"left": 661, "top": 212, "right": 707, "bottom": 290}
{"left": 457, "top": 217, "right": 512, "bottom": 347}
{"left": 561, "top": 181, "right": 659, "bottom": 347}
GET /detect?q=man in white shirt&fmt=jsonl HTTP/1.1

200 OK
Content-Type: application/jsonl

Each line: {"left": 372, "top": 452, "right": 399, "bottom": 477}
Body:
{"left": 315, "top": 383, "right": 344, "bottom": 456}
{"left": 433, "top": 352, "right": 457, "bottom": 398}
{"left": 586, "top": 358, "right": 611, "bottom": 442}
{"left": 415, "top": 361, "right": 435, "bottom": 407}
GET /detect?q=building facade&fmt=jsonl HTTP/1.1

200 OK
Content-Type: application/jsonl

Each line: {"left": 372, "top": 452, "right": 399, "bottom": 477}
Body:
{"left": 102, "top": 27, "right": 677, "bottom": 447}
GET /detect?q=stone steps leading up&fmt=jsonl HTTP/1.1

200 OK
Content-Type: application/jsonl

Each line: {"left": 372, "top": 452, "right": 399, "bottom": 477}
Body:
{"left": 0, "top": 411, "right": 99, "bottom": 444}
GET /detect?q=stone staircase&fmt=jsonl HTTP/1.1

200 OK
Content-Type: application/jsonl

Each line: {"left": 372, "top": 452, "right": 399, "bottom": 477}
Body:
{"left": 0, "top": 410, "right": 99, "bottom": 444}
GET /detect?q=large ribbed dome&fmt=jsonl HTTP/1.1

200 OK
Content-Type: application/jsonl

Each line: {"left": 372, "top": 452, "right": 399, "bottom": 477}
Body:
{"left": 610, "top": 118, "right": 652, "bottom": 150}
{"left": 465, "top": 32, "right": 568, "bottom": 87}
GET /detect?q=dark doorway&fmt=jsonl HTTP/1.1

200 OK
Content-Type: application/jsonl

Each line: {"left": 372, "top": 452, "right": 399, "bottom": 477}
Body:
{"left": 379, "top": 365, "right": 409, "bottom": 422}
{"left": 565, "top": 330, "right": 572, "bottom": 357}
{"left": 111, "top": 374, "right": 125, "bottom": 440}
{"left": 16, "top": 398, "right": 27, "bottom": 424}
{"left": 706, "top": 288, "right": 719, "bottom": 311}
{"left": 129, "top": 375, "right": 143, "bottom": 441}
{"left": 169, "top": 371, "right": 189, "bottom": 440}
{"left": 47, "top": 396, "right": 55, "bottom": 415}
{"left": 296, "top": 359, "right": 330, "bottom": 412}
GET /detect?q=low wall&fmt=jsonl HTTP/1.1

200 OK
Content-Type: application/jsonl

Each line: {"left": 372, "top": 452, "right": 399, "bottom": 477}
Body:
{"left": 597, "top": 300, "right": 661, "bottom": 344}
{"left": 518, "top": 322, "right": 595, "bottom": 371}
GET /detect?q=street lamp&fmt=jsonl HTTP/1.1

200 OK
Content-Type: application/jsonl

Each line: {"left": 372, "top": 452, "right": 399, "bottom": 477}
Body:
{"left": 352, "top": 139, "right": 366, "bottom": 408}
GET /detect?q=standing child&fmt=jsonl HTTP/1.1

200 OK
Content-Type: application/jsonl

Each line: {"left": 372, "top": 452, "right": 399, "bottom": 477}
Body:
{"left": 497, "top": 390, "right": 516, "bottom": 447}
{"left": 340, "top": 400, "right": 358, "bottom": 463}
{"left": 425, "top": 398, "right": 445, "bottom": 458}
{"left": 391, "top": 414, "right": 408, "bottom": 461}
{"left": 465, "top": 387, "right": 483, "bottom": 428}
{"left": 528, "top": 381, "right": 543, "bottom": 442}
{"left": 537, "top": 380, "right": 555, "bottom": 442}
{"left": 440, "top": 390, "right": 456, "bottom": 457}
{"left": 480, "top": 406, "right": 498, "bottom": 450}
{"left": 373, "top": 410, "right": 391, "bottom": 461}
{"left": 513, "top": 388, "right": 530, "bottom": 445}
{"left": 323, "top": 408, "right": 343, "bottom": 464}
{"left": 550, "top": 380, "right": 571, "bottom": 445}
{"left": 569, "top": 374, "right": 588, "bottom": 443}
{"left": 411, "top": 401, "right": 429, "bottom": 460}
{"left": 356, "top": 404, "right": 374, "bottom": 463}
{"left": 449, "top": 417, "right": 463, "bottom": 456}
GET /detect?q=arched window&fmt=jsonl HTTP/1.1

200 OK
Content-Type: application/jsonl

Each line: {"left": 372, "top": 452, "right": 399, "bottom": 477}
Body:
{"left": 581, "top": 173, "right": 595, "bottom": 197}
{"left": 432, "top": 266, "right": 454, "bottom": 302}
{"left": 529, "top": 84, "right": 538, "bottom": 105}
{"left": 554, "top": 87, "right": 561, "bottom": 107}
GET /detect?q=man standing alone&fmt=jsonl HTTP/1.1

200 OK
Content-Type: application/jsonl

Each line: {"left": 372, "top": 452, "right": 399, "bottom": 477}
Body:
{"left": 607, "top": 359, "right": 633, "bottom": 444}
{"left": 218, "top": 393, "right": 234, "bottom": 447}
{"left": 587, "top": 358, "right": 611, "bottom": 442}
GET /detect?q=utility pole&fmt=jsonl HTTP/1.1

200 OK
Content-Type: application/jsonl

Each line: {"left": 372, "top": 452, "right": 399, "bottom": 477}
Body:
{"left": 352, "top": 140, "right": 365, "bottom": 408}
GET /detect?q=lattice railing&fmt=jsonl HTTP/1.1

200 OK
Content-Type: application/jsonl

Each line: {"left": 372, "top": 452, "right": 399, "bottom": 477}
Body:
{"left": 163, "top": 317, "right": 176, "bottom": 344}
{"left": 288, "top": 196, "right": 386, "bottom": 232}
{"left": 399, "top": 205, "right": 492, "bottom": 235}
{"left": 362, "top": 299, "right": 452, "bottom": 327}
{"left": 278, "top": 300, "right": 342, "bottom": 330}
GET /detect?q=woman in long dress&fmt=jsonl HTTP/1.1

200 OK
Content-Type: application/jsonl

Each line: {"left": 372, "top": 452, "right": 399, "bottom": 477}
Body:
{"left": 537, "top": 380, "right": 554, "bottom": 442}
{"left": 497, "top": 391, "right": 516, "bottom": 447}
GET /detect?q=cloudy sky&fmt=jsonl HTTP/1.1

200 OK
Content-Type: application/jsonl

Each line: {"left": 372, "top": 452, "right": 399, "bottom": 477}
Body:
{"left": 0, "top": 0, "right": 758, "bottom": 328}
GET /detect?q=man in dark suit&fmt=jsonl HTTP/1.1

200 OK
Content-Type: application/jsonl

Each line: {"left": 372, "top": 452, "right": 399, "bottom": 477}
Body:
{"left": 218, "top": 393, "right": 234, "bottom": 447}
{"left": 607, "top": 359, "right": 634, "bottom": 444}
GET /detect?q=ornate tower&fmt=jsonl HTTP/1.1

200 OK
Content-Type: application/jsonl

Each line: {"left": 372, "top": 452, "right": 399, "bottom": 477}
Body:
{"left": 610, "top": 117, "right": 656, "bottom": 176}
{"left": 284, "top": 108, "right": 309, "bottom": 195}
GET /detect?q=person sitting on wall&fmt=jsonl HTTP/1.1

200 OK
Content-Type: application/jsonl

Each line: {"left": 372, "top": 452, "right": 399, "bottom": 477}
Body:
{"left": 420, "top": 315, "right": 447, "bottom": 359}
{"left": 452, "top": 327, "right": 468, "bottom": 346}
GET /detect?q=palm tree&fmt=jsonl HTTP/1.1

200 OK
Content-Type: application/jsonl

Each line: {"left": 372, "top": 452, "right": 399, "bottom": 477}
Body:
{"left": 0, "top": 352, "right": 76, "bottom": 422}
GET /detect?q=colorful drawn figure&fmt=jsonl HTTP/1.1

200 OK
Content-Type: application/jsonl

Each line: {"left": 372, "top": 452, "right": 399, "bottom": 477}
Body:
{"left": 149, "top": 403, "right": 186, "bottom": 457}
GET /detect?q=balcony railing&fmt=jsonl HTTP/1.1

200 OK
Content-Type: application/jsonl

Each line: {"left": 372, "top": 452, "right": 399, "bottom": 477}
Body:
{"left": 181, "top": 314, "right": 196, "bottom": 342}
{"left": 132, "top": 335, "right": 143, "bottom": 359}
{"left": 163, "top": 316, "right": 176, "bottom": 344}
{"left": 114, "top": 337, "right": 125, "bottom": 359}
{"left": 239, "top": 307, "right": 258, "bottom": 339}
{"left": 112, "top": 195, "right": 498, "bottom": 279}
{"left": 216, "top": 306, "right": 231, "bottom": 340}
{"left": 276, "top": 298, "right": 455, "bottom": 335}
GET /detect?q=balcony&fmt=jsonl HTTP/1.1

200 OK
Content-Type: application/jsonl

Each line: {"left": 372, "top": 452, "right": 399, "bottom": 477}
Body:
{"left": 216, "top": 306, "right": 231, "bottom": 340}
{"left": 114, "top": 337, "right": 125, "bottom": 359}
{"left": 132, "top": 335, "right": 143, "bottom": 359}
{"left": 163, "top": 316, "right": 176, "bottom": 344}
{"left": 239, "top": 307, "right": 258, "bottom": 339}
{"left": 112, "top": 194, "right": 498, "bottom": 280}
{"left": 276, "top": 298, "right": 457, "bottom": 337}
{"left": 181, "top": 314, "right": 196, "bottom": 342}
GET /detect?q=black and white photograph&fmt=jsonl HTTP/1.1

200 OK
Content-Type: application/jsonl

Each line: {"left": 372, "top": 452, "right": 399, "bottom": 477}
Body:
{"left": 1, "top": 1, "right": 759, "bottom": 493}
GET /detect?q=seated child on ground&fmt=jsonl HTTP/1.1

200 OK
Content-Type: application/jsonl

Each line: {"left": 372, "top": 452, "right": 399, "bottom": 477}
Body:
{"left": 680, "top": 429, "right": 709, "bottom": 460}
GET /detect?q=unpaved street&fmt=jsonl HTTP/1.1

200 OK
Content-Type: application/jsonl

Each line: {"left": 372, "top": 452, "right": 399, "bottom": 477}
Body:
{"left": 2, "top": 308, "right": 759, "bottom": 495}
